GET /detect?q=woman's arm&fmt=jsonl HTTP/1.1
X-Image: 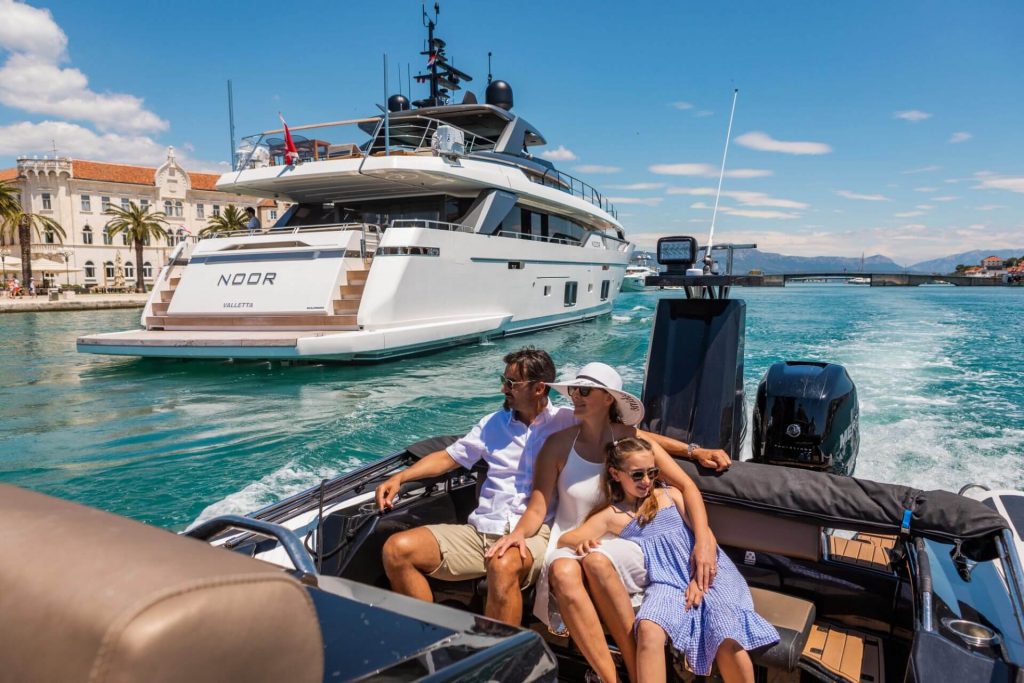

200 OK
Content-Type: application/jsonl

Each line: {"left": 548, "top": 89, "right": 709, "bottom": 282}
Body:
{"left": 484, "top": 431, "right": 568, "bottom": 560}
{"left": 558, "top": 507, "right": 614, "bottom": 550}
{"left": 649, "top": 442, "right": 717, "bottom": 591}
{"left": 638, "top": 429, "right": 731, "bottom": 471}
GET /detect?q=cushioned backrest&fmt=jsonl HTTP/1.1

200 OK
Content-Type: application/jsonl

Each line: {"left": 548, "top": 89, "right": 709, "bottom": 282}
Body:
{"left": 707, "top": 503, "right": 821, "bottom": 562}
{"left": 0, "top": 484, "right": 324, "bottom": 683}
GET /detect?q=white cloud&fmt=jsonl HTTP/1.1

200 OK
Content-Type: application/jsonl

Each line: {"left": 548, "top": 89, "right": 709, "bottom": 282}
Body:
{"left": 902, "top": 165, "right": 942, "bottom": 174}
{"left": 914, "top": 187, "right": 938, "bottom": 193}
{"left": 649, "top": 163, "right": 772, "bottom": 178}
{"left": 606, "top": 182, "right": 664, "bottom": 190}
{"left": 607, "top": 196, "right": 663, "bottom": 206}
{"left": 687, "top": 201, "right": 798, "bottom": 220}
{"left": 973, "top": 172, "right": 1024, "bottom": 194}
{"left": 695, "top": 110, "right": 713, "bottom": 118}
{"left": 932, "top": 196, "right": 959, "bottom": 202}
{"left": 948, "top": 131, "right": 972, "bottom": 144}
{"left": 666, "top": 186, "right": 808, "bottom": 209}
{"left": 0, "top": 2, "right": 167, "bottom": 135}
{"left": 835, "top": 190, "right": 890, "bottom": 202}
{"left": 894, "top": 110, "right": 932, "bottom": 122}
{"left": 894, "top": 210, "right": 926, "bottom": 218}
{"left": 574, "top": 164, "right": 621, "bottom": 173}
{"left": 916, "top": 204, "right": 934, "bottom": 210}
{"left": 670, "top": 101, "right": 694, "bottom": 110}
{"left": 734, "top": 131, "right": 832, "bottom": 155}
{"left": 976, "top": 204, "right": 1006, "bottom": 211}
{"left": 540, "top": 145, "right": 576, "bottom": 161}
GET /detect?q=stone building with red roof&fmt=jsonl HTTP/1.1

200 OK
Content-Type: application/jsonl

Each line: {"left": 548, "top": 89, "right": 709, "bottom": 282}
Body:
{"left": 0, "top": 148, "right": 284, "bottom": 289}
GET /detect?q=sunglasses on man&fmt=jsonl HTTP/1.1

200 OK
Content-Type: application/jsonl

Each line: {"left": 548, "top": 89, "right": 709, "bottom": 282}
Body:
{"left": 619, "top": 466, "right": 661, "bottom": 483}
{"left": 499, "top": 374, "right": 536, "bottom": 391}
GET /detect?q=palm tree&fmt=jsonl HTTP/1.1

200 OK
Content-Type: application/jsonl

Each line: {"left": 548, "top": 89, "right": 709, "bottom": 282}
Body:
{"left": 198, "top": 204, "right": 247, "bottom": 238}
{"left": 0, "top": 179, "right": 66, "bottom": 287}
{"left": 104, "top": 201, "right": 169, "bottom": 293}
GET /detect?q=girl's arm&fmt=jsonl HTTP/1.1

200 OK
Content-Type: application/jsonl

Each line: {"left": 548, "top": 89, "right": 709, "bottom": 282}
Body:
{"left": 652, "top": 445, "right": 717, "bottom": 592}
{"left": 484, "top": 431, "right": 568, "bottom": 560}
{"left": 558, "top": 507, "right": 614, "bottom": 550}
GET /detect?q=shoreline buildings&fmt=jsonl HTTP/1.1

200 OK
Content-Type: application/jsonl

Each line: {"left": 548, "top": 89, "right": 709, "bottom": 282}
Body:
{"left": 0, "top": 148, "right": 279, "bottom": 289}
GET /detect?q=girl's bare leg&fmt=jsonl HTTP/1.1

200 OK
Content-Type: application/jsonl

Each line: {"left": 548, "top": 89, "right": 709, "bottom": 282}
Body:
{"left": 581, "top": 552, "right": 638, "bottom": 683}
{"left": 550, "top": 558, "right": 617, "bottom": 683}
{"left": 714, "top": 639, "right": 754, "bottom": 683}
{"left": 635, "top": 619, "right": 667, "bottom": 683}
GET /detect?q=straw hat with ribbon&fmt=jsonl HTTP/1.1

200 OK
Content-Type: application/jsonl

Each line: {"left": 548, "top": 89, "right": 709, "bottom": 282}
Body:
{"left": 548, "top": 362, "right": 645, "bottom": 426}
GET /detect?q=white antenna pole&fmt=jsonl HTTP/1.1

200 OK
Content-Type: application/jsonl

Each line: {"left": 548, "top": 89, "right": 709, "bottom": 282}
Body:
{"left": 705, "top": 88, "right": 739, "bottom": 273}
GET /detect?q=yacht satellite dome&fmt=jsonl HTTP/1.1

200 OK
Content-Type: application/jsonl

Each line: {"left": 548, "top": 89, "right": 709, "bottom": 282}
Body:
{"left": 387, "top": 94, "right": 410, "bottom": 112}
{"left": 485, "top": 80, "right": 513, "bottom": 111}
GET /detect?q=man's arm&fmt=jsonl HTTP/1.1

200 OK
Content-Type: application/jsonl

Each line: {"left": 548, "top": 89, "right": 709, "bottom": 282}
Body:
{"left": 375, "top": 449, "right": 460, "bottom": 510}
{"left": 639, "top": 429, "right": 731, "bottom": 471}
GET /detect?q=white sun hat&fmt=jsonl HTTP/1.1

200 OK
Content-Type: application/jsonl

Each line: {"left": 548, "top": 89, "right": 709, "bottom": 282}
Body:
{"left": 549, "top": 362, "right": 645, "bottom": 426}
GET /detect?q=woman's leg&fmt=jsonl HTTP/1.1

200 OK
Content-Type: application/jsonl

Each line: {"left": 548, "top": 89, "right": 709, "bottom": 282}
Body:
{"left": 714, "top": 639, "right": 754, "bottom": 683}
{"left": 581, "top": 552, "right": 639, "bottom": 683}
{"left": 550, "top": 558, "right": 617, "bottom": 683}
{"left": 635, "top": 619, "right": 667, "bottom": 683}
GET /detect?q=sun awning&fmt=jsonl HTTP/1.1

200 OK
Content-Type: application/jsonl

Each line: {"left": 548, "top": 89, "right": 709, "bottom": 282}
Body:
{"left": 0, "top": 255, "right": 83, "bottom": 272}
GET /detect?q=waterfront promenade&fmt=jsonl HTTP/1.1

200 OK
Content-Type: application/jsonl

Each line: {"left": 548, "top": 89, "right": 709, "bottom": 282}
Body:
{"left": 0, "top": 292, "right": 147, "bottom": 314}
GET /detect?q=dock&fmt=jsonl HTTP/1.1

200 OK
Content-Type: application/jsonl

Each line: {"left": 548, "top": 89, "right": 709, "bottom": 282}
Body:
{"left": 0, "top": 292, "right": 148, "bottom": 314}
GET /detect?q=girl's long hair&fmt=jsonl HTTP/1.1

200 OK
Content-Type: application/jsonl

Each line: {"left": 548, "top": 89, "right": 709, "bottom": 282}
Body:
{"left": 590, "top": 436, "right": 661, "bottom": 527}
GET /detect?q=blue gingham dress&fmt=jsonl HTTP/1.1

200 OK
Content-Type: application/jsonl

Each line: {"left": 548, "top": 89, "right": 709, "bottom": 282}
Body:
{"left": 620, "top": 503, "right": 779, "bottom": 676}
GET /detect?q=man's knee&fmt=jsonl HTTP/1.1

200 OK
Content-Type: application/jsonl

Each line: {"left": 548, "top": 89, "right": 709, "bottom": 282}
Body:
{"left": 486, "top": 548, "right": 528, "bottom": 585}
{"left": 383, "top": 530, "right": 433, "bottom": 571}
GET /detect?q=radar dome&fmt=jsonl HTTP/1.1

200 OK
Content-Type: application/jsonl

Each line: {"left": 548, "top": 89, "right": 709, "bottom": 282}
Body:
{"left": 485, "top": 80, "right": 513, "bottom": 111}
{"left": 387, "top": 94, "right": 410, "bottom": 112}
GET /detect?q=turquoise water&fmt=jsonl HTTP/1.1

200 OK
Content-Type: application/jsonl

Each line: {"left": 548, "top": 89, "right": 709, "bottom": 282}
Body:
{"left": 1, "top": 285, "right": 1021, "bottom": 531}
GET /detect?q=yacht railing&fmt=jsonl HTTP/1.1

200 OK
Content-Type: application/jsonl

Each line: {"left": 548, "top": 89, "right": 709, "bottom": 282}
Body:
{"left": 368, "top": 116, "right": 498, "bottom": 156}
{"left": 530, "top": 168, "right": 619, "bottom": 219}
{"left": 492, "top": 230, "right": 632, "bottom": 251}
{"left": 389, "top": 219, "right": 474, "bottom": 233}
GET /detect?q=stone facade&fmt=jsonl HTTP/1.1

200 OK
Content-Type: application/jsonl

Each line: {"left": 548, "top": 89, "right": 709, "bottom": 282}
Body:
{"left": 0, "top": 147, "right": 281, "bottom": 289}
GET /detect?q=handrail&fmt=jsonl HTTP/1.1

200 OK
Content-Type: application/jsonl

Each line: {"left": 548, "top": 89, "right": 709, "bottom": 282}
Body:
{"left": 532, "top": 167, "right": 619, "bottom": 219}
{"left": 389, "top": 218, "right": 474, "bottom": 233}
{"left": 368, "top": 115, "right": 498, "bottom": 156}
{"left": 200, "top": 222, "right": 383, "bottom": 239}
{"left": 493, "top": 230, "right": 575, "bottom": 246}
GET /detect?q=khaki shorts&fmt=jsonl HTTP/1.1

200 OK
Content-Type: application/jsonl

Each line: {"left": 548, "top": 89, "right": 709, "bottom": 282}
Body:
{"left": 426, "top": 523, "right": 551, "bottom": 588}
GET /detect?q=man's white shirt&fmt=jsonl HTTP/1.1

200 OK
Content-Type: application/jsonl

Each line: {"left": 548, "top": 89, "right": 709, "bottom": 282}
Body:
{"left": 446, "top": 402, "right": 577, "bottom": 535}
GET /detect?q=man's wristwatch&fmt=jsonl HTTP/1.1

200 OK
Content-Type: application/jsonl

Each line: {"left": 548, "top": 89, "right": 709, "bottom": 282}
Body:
{"left": 687, "top": 443, "right": 700, "bottom": 459}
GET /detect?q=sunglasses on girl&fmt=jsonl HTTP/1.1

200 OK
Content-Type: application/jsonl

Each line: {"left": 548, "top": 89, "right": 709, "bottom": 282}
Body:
{"left": 621, "top": 466, "right": 660, "bottom": 483}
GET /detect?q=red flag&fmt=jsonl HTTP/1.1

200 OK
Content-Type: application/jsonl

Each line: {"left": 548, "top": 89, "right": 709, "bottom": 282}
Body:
{"left": 427, "top": 53, "right": 437, "bottom": 67}
{"left": 279, "top": 113, "right": 299, "bottom": 165}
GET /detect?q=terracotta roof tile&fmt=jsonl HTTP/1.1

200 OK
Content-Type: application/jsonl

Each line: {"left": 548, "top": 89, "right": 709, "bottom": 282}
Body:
{"left": 189, "top": 172, "right": 221, "bottom": 191}
{"left": 72, "top": 160, "right": 155, "bottom": 185}
{"left": 0, "top": 167, "right": 19, "bottom": 182}
{"left": 258, "top": 198, "right": 277, "bottom": 207}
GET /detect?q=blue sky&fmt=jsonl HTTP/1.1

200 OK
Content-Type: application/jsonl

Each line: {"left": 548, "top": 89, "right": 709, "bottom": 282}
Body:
{"left": 1, "top": 0, "right": 1021, "bottom": 263}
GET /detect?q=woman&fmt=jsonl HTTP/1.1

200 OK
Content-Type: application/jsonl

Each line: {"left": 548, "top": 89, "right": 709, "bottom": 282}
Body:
{"left": 486, "top": 362, "right": 728, "bottom": 682}
{"left": 560, "top": 437, "right": 777, "bottom": 683}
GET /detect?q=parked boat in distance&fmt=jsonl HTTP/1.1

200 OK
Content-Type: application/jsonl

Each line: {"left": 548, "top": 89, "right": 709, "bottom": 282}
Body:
{"left": 621, "top": 253, "right": 658, "bottom": 291}
{"left": 78, "top": 19, "right": 631, "bottom": 363}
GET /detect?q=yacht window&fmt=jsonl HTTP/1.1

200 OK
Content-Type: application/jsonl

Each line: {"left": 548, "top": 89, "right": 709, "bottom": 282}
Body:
{"left": 588, "top": 283, "right": 594, "bottom": 292}
{"left": 508, "top": 261, "right": 524, "bottom": 270}
{"left": 600, "top": 280, "right": 610, "bottom": 300}
{"left": 564, "top": 281, "right": 578, "bottom": 307}
{"left": 543, "top": 285, "right": 551, "bottom": 296}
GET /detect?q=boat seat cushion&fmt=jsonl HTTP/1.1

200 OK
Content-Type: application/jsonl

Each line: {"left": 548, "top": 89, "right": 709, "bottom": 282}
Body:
{"left": 749, "top": 587, "right": 816, "bottom": 671}
{"left": 0, "top": 484, "right": 324, "bottom": 683}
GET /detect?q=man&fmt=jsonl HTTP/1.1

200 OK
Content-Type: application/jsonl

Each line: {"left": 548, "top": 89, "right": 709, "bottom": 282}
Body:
{"left": 245, "top": 207, "right": 261, "bottom": 234}
{"left": 377, "top": 347, "right": 572, "bottom": 626}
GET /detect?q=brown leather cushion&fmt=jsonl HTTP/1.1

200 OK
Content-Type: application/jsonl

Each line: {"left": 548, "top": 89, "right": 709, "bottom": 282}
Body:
{"left": 0, "top": 484, "right": 324, "bottom": 683}
{"left": 750, "top": 587, "right": 816, "bottom": 671}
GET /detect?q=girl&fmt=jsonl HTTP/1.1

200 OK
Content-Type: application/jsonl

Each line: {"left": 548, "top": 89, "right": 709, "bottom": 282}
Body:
{"left": 559, "top": 437, "right": 778, "bottom": 683}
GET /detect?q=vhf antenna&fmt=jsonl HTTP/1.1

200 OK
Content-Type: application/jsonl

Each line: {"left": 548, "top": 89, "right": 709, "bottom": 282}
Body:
{"left": 699, "top": 88, "right": 739, "bottom": 275}
{"left": 487, "top": 51, "right": 493, "bottom": 84}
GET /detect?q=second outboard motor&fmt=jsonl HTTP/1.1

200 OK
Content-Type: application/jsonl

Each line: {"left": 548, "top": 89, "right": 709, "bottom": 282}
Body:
{"left": 752, "top": 361, "right": 859, "bottom": 476}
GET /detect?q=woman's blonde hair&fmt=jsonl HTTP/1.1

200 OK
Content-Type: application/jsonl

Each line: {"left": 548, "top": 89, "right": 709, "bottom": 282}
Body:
{"left": 590, "top": 436, "right": 661, "bottom": 527}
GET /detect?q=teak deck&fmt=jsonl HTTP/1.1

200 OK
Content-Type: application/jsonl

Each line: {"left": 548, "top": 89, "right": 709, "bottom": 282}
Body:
{"left": 802, "top": 623, "right": 885, "bottom": 683}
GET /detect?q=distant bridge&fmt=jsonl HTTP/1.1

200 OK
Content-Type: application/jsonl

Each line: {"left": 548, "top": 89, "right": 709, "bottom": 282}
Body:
{"left": 756, "top": 272, "right": 1002, "bottom": 287}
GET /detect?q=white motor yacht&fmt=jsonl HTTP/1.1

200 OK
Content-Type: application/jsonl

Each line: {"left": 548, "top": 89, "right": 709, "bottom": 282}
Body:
{"left": 621, "top": 255, "right": 658, "bottom": 291}
{"left": 78, "top": 25, "right": 630, "bottom": 362}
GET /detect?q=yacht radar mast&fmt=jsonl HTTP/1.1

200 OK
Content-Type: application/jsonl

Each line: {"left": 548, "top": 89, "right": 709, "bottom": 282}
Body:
{"left": 413, "top": 3, "right": 473, "bottom": 108}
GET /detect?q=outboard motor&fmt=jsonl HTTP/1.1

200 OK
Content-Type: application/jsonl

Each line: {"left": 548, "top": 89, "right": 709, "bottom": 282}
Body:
{"left": 752, "top": 361, "right": 859, "bottom": 476}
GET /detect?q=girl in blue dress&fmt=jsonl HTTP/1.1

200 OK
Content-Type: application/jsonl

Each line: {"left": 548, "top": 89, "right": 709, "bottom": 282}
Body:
{"left": 559, "top": 437, "right": 778, "bottom": 682}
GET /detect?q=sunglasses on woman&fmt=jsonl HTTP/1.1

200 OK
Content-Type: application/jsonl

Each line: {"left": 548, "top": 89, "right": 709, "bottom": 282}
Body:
{"left": 567, "top": 385, "right": 595, "bottom": 397}
{"left": 621, "top": 466, "right": 660, "bottom": 483}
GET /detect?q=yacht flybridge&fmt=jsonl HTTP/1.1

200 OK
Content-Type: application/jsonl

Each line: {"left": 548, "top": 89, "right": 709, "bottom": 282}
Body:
{"left": 77, "top": 19, "right": 630, "bottom": 362}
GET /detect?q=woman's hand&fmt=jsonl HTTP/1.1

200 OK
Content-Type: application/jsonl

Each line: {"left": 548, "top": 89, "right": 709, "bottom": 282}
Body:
{"left": 690, "top": 530, "right": 718, "bottom": 591}
{"left": 573, "top": 537, "right": 603, "bottom": 556}
{"left": 685, "top": 579, "right": 704, "bottom": 610}
{"left": 485, "top": 530, "right": 528, "bottom": 560}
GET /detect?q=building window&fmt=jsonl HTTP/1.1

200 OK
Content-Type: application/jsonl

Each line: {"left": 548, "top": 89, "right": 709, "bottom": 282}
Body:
{"left": 600, "top": 280, "right": 610, "bottom": 300}
{"left": 196, "top": 203, "right": 205, "bottom": 219}
{"left": 82, "top": 225, "right": 93, "bottom": 244}
{"left": 102, "top": 226, "right": 113, "bottom": 245}
{"left": 140, "top": 199, "right": 150, "bottom": 211}
{"left": 164, "top": 200, "right": 173, "bottom": 215}
{"left": 81, "top": 195, "right": 91, "bottom": 212}
{"left": 104, "top": 261, "right": 115, "bottom": 280}
{"left": 44, "top": 229, "right": 56, "bottom": 244}
{"left": 122, "top": 232, "right": 129, "bottom": 245}
{"left": 101, "top": 196, "right": 111, "bottom": 212}
{"left": 121, "top": 197, "right": 130, "bottom": 211}
{"left": 143, "top": 234, "right": 151, "bottom": 246}
{"left": 269, "top": 209, "right": 277, "bottom": 220}
{"left": 212, "top": 204, "right": 221, "bottom": 217}
{"left": 124, "top": 261, "right": 134, "bottom": 279}
{"left": 42, "top": 192, "right": 52, "bottom": 210}
{"left": 142, "top": 262, "right": 153, "bottom": 279}
{"left": 174, "top": 200, "right": 183, "bottom": 217}
{"left": 84, "top": 261, "right": 96, "bottom": 282}
{"left": 564, "top": 281, "right": 578, "bottom": 307}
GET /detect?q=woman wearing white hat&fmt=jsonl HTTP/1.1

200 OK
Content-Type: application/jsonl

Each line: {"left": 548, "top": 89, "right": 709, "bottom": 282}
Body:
{"left": 486, "top": 362, "right": 726, "bottom": 683}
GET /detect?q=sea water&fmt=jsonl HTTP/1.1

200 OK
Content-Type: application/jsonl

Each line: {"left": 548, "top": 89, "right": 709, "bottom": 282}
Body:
{"left": 1, "top": 285, "right": 1021, "bottom": 530}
